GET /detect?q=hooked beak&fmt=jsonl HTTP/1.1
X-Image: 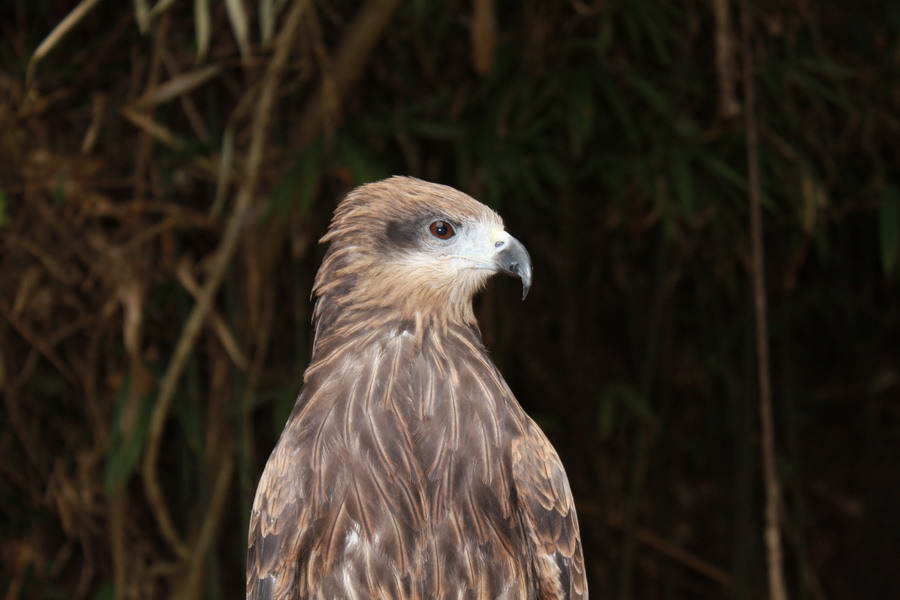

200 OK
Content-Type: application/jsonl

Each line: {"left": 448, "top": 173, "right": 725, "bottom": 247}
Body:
{"left": 494, "top": 234, "right": 533, "bottom": 300}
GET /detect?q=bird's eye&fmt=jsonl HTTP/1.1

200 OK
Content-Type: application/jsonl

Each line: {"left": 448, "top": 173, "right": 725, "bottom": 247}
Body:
{"left": 429, "top": 220, "right": 455, "bottom": 240}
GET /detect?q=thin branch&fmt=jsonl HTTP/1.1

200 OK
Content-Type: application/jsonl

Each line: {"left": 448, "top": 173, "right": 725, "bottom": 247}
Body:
{"left": 712, "top": 0, "right": 740, "bottom": 118}
{"left": 741, "top": 1, "right": 790, "bottom": 599}
{"left": 175, "top": 259, "right": 249, "bottom": 371}
{"left": 581, "top": 503, "right": 733, "bottom": 589}
{"left": 140, "top": 0, "right": 310, "bottom": 559}
{"left": 173, "top": 455, "right": 235, "bottom": 600}
{"left": 107, "top": 488, "right": 128, "bottom": 600}
{"left": 0, "top": 302, "right": 79, "bottom": 387}
{"left": 292, "top": 0, "right": 406, "bottom": 150}
{"left": 471, "top": 0, "right": 497, "bottom": 75}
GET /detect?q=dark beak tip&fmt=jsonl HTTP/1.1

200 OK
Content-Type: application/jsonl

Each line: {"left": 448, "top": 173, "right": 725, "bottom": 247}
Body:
{"left": 520, "top": 269, "right": 532, "bottom": 301}
{"left": 495, "top": 234, "right": 533, "bottom": 301}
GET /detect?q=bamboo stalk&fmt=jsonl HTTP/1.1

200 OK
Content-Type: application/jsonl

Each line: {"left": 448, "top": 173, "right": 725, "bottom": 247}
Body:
{"left": 140, "top": 0, "right": 310, "bottom": 561}
{"left": 740, "top": 1, "right": 790, "bottom": 598}
{"left": 291, "top": 0, "right": 406, "bottom": 150}
{"left": 172, "top": 455, "right": 235, "bottom": 600}
{"left": 712, "top": 0, "right": 740, "bottom": 118}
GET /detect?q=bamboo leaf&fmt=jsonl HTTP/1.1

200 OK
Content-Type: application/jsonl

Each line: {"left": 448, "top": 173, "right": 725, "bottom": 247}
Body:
{"left": 536, "top": 154, "right": 568, "bottom": 188}
{"left": 133, "top": 64, "right": 224, "bottom": 109}
{"left": 406, "top": 120, "right": 465, "bottom": 140}
{"left": 149, "top": 0, "right": 178, "bottom": 18}
{"left": 104, "top": 372, "right": 154, "bottom": 493}
{"left": 297, "top": 142, "right": 323, "bottom": 216}
{"left": 211, "top": 126, "right": 236, "bottom": 216}
{"left": 274, "top": 387, "right": 299, "bottom": 437}
{"left": 27, "top": 0, "right": 105, "bottom": 82}
{"left": 194, "top": 0, "right": 212, "bottom": 63}
{"left": 697, "top": 153, "right": 747, "bottom": 193}
{"left": 266, "top": 142, "right": 323, "bottom": 219}
{"left": 595, "top": 18, "right": 614, "bottom": 56}
{"left": 173, "top": 384, "right": 204, "bottom": 455}
{"left": 225, "top": 0, "right": 252, "bottom": 60}
{"left": 597, "top": 382, "right": 651, "bottom": 439}
{"left": 879, "top": 186, "right": 900, "bottom": 275}
{"left": 337, "top": 137, "right": 386, "bottom": 185}
{"left": 785, "top": 65, "right": 852, "bottom": 110}
{"left": 626, "top": 72, "right": 670, "bottom": 118}
{"left": 597, "top": 390, "right": 617, "bottom": 439}
{"left": 670, "top": 153, "right": 694, "bottom": 217}
{"left": 91, "top": 582, "right": 115, "bottom": 600}
{"left": 133, "top": 0, "right": 151, "bottom": 34}
{"left": 0, "top": 188, "right": 8, "bottom": 229}
{"left": 599, "top": 79, "right": 640, "bottom": 147}
{"left": 797, "top": 57, "right": 856, "bottom": 79}
{"left": 260, "top": 0, "right": 275, "bottom": 45}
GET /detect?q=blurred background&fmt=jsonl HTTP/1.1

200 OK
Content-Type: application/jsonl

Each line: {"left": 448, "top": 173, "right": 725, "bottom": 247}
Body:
{"left": 2, "top": 0, "right": 899, "bottom": 598}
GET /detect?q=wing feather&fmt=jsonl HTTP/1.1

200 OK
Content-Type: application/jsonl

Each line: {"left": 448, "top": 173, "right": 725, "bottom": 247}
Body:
{"left": 512, "top": 425, "right": 588, "bottom": 599}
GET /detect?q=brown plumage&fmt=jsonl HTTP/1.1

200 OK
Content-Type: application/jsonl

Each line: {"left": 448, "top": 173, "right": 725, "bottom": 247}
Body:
{"left": 246, "top": 176, "right": 587, "bottom": 599}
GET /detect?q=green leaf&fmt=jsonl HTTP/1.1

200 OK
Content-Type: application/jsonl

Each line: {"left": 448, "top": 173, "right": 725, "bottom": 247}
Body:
{"left": 597, "top": 382, "right": 651, "bottom": 439}
{"left": 103, "top": 372, "right": 154, "bottom": 493}
{"left": 53, "top": 173, "right": 67, "bottom": 206}
{"left": 785, "top": 65, "right": 852, "bottom": 111}
{"left": 0, "top": 188, "right": 8, "bottom": 229}
{"left": 595, "top": 18, "right": 614, "bottom": 56}
{"left": 92, "top": 582, "right": 115, "bottom": 600}
{"left": 626, "top": 72, "right": 670, "bottom": 118}
{"left": 879, "top": 186, "right": 900, "bottom": 275}
{"left": 535, "top": 154, "right": 568, "bottom": 188}
{"left": 670, "top": 153, "right": 694, "bottom": 218}
{"left": 697, "top": 153, "right": 747, "bottom": 193}
{"left": 599, "top": 79, "right": 640, "bottom": 147}
{"left": 265, "top": 142, "right": 323, "bottom": 222}
{"left": 406, "top": 120, "right": 464, "bottom": 140}
{"left": 173, "top": 384, "right": 204, "bottom": 455}
{"left": 337, "top": 137, "right": 386, "bottom": 185}
{"left": 797, "top": 57, "right": 856, "bottom": 80}
{"left": 296, "top": 142, "right": 323, "bottom": 217}
{"left": 597, "top": 391, "right": 617, "bottom": 439}
{"left": 274, "top": 386, "right": 299, "bottom": 437}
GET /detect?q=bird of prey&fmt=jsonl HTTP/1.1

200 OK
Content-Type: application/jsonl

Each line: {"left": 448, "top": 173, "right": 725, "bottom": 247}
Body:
{"left": 247, "top": 176, "right": 587, "bottom": 599}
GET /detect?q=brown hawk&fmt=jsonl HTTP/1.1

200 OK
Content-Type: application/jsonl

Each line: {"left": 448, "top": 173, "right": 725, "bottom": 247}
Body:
{"left": 247, "top": 177, "right": 587, "bottom": 599}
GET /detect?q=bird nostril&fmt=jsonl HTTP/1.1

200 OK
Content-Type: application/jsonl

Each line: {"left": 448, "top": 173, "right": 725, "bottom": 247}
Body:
{"left": 494, "top": 241, "right": 505, "bottom": 248}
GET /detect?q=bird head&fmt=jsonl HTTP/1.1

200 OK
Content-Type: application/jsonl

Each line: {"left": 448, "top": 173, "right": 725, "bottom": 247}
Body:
{"left": 313, "top": 176, "right": 532, "bottom": 326}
